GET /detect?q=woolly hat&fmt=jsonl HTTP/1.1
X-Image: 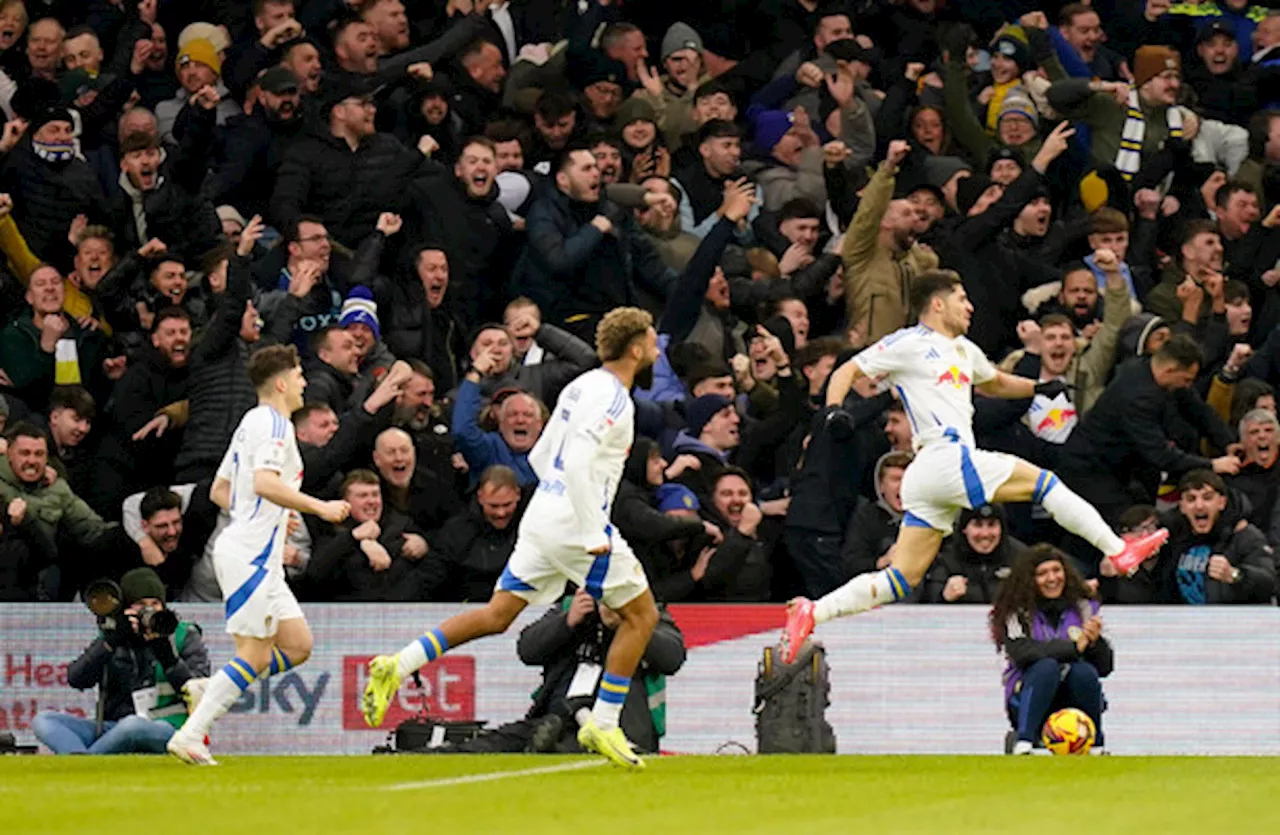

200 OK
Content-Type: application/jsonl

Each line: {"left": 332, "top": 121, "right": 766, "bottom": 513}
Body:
{"left": 997, "top": 86, "right": 1038, "bottom": 128}
{"left": 923, "top": 155, "right": 972, "bottom": 188}
{"left": 661, "top": 22, "right": 703, "bottom": 62}
{"left": 986, "top": 145, "right": 1024, "bottom": 174}
{"left": 685, "top": 394, "right": 734, "bottom": 436}
{"left": 179, "top": 22, "right": 231, "bottom": 54}
{"left": 615, "top": 96, "right": 657, "bottom": 127}
{"left": 176, "top": 37, "right": 221, "bottom": 75}
{"left": 956, "top": 173, "right": 995, "bottom": 215}
{"left": 700, "top": 22, "right": 747, "bottom": 61}
{"left": 30, "top": 105, "right": 74, "bottom": 134}
{"left": 120, "top": 567, "right": 166, "bottom": 605}
{"left": 991, "top": 33, "right": 1032, "bottom": 73}
{"left": 958, "top": 502, "right": 1005, "bottom": 532}
{"left": 339, "top": 286, "right": 380, "bottom": 341}
{"left": 1133, "top": 45, "right": 1180, "bottom": 89}
{"left": 750, "top": 107, "right": 794, "bottom": 155}
{"left": 655, "top": 483, "right": 700, "bottom": 513}
{"left": 216, "top": 204, "right": 247, "bottom": 229}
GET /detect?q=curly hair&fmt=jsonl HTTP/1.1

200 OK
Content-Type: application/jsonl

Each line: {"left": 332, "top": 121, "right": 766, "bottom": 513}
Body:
{"left": 988, "top": 543, "right": 1094, "bottom": 651}
{"left": 595, "top": 306, "right": 653, "bottom": 362}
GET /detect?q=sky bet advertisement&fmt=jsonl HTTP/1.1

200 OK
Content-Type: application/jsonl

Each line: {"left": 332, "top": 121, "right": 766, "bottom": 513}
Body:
{"left": 3, "top": 604, "right": 1279, "bottom": 754}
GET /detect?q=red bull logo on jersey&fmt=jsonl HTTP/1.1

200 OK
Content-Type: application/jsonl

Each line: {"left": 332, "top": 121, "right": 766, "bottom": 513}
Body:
{"left": 1035, "top": 407, "right": 1077, "bottom": 432}
{"left": 935, "top": 366, "right": 971, "bottom": 388}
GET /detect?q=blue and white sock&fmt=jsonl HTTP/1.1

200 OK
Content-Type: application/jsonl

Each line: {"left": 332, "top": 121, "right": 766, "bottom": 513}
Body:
{"left": 814, "top": 566, "right": 911, "bottom": 623}
{"left": 590, "top": 672, "right": 630, "bottom": 731}
{"left": 396, "top": 628, "right": 449, "bottom": 678}
{"left": 181, "top": 656, "right": 257, "bottom": 739}
{"left": 268, "top": 647, "right": 294, "bottom": 676}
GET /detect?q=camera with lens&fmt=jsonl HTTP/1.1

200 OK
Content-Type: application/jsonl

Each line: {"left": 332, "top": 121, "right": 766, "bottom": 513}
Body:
{"left": 84, "top": 578, "right": 178, "bottom": 639}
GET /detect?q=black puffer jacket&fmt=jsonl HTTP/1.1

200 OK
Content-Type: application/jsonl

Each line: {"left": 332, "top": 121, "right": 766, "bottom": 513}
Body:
{"left": 376, "top": 269, "right": 469, "bottom": 392}
{"left": 0, "top": 145, "right": 109, "bottom": 268}
{"left": 173, "top": 262, "right": 280, "bottom": 482}
{"left": 419, "top": 493, "right": 529, "bottom": 602}
{"left": 66, "top": 622, "right": 210, "bottom": 722}
{"left": 207, "top": 109, "right": 308, "bottom": 220}
{"left": 271, "top": 129, "right": 427, "bottom": 247}
{"left": 405, "top": 169, "right": 515, "bottom": 326}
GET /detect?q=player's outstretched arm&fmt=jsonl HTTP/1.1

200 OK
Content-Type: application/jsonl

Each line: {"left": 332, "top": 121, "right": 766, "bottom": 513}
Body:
{"left": 825, "top": 358, "right": 866, "bottom": 407}
{"left": 976, "top": 371, "right": 1041, "bottom": 400}
{"left": 253, "top": 469, "right": 350, "bottom": 523}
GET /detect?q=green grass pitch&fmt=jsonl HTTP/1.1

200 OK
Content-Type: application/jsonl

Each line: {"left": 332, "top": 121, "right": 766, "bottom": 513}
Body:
{"left": 4, "top": 754, "right": 1279, "bottom": 834}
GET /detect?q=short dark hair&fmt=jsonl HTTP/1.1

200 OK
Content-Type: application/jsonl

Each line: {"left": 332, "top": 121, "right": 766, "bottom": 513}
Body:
{"left": 140, "top": 486, "right": 182, "bottom": 521}
{"left": 292, "top": 401, "right": 335, "bottom": 427}
{"left": 908, "top": 270, "right": 963, "bottom": 318}
{"left": 285, "top": 214, "right": 326, "bottom": 245}
{"left": 247, "top": 344, "right": 300, "bottom": 390}
{"left": 1117, "top": 504, "right": 1157, "bottom": 534}
{"left": 1058, "top": 2, "right": 1095, "bottom": 26}
{"left": 552, "top": 141, "right": 593, "bottom": 175}
{"left": 48, "top": 385, "right": 95, "bottom": 421}
{"left": 152, "top": 306, "right": 190, "bottom": 333}
{"left": 535, "top": 90, "right": 576, "bottom": 121}
{"left": 4, "top": 420, "right": 48, "bottom": 446}
{"left": 1214, "top": 180, "right": 1257, "bottom": 209}
{"left": 1179, "top": 468, "right": 1225, "bottom": 495}
{"left": 478, "top": 464, "right": 519, "bottom": 492}
{"left": 1180, "top": 219, "right": 1220, "bottom": 249}
{"left": 794, "top": 336, "right": 845, "bottom": 371}
{"left": 713, "top": 465, "right": 753, "bottom": 493}
{"left": 1224, "top": 279, "right": 1250, "bottom": 305}
{"left": 254, "top": 0, "right": 293, "bottom": 16}
{"left": 120, "top": 130, "right": 160, "bottom": 156}
{"left": 600, "top": 21, "right": 641, "bottom": 52}
{"left": 697, "top": 118, "right": 741, "bottom": 146}
{"left": 484, "top": 119, "right": 528, "bottom": 149}
{"left": 459, "top": 37, "right": 498, "bottom": 66}
{"left": 341, "top": 468, "right": 381, "bottom": 497}
{"left": 64, "top": 25, "right": 98, "bottom": 42}
{"left": 779, "top": 198, "right": 821, "bottom": 222}
{"left": 1038, "top": 312, "right": 1074, "bottom": 332}
{"left": 694, "top": 79, "right": 733, "bottom": 103}
{"left": 1153, "top": 333, "right": 1203, "bottom": 369}
{"left": 199, "top": 241, "right": 235, "bottom": 276}
{"left": 311, "top": 324, "right": 347, "bottom": 356}
{"left": 587, "top": 131, "right": 621, "bottom": 153}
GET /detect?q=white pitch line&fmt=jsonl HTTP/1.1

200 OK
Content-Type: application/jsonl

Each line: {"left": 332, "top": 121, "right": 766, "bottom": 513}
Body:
{"left": 381, "top": 759, "right": 608, "bottom": 791}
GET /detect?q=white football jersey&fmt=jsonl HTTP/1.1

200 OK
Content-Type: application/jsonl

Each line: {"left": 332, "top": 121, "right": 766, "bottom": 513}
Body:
{"left": 213, "top": 404, "right": 304, "bottom": 560}
{"left": 525, "top": 367, "right": 634, "bottom": 551}
{"left": 854, "top": 325, "right": 997, "bottom": 450}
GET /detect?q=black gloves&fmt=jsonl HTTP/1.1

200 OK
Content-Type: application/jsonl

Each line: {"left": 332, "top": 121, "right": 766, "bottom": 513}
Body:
{"left": 1034, "top": 379, "right": 1070, "bottom": 399}
{"left": 825, "top": 407, "right": 856, "bottom": 440}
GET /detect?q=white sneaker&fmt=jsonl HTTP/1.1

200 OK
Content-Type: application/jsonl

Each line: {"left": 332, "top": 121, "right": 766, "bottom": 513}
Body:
{"left": 1012, "top": 740, "right": 1034, "bottom": 755}
{"left": 167, "top": 732, "right": 218, "bottom": 766}
{"left": 182, "top": 677, "right": 209, "bottom": 713}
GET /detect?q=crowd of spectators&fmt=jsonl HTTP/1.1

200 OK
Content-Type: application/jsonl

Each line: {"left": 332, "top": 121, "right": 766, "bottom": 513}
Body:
{"left": 2, "top": 0, "right": 1280, "bottom": 608}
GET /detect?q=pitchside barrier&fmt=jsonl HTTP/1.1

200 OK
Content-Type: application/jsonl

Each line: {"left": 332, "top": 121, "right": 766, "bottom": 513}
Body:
{"left": 2, "top": 604, "right": 1276, "bottom": 755}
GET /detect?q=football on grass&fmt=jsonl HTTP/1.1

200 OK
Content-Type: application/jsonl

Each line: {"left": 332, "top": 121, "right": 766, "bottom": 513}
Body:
{"left": 1041, "top": 708, "right": 1096, "bottom": 755}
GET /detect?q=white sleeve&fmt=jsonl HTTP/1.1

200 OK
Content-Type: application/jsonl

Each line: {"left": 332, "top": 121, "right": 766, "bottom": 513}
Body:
{"left": 853, "top": 330, "right": 910, "bottom": 378}
{"left": 247, "top": 411, "right": 288, "bottom": 473}
{"left": 967, "top": 340, "right": 998, "bottom": 385}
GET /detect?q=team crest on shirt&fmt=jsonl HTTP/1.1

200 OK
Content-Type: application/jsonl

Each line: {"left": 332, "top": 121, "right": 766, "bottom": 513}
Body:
{"left": 955, "top": 345, "right": 966, "bottom": 359}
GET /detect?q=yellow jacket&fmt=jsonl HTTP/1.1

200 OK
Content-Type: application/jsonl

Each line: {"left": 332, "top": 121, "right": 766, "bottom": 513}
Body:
{"left": 0, "top": 213, "right": 111, "bottom": 336}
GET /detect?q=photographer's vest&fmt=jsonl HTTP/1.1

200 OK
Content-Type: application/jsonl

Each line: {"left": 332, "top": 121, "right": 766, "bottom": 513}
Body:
{"left": 145, "top": 621, "right": 193, "bottom": 730}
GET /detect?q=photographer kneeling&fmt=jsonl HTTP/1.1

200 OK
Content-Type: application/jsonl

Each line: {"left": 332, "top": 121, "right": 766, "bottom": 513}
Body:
{"left": 33, "top": 568, "right": 210, "bottom": 754}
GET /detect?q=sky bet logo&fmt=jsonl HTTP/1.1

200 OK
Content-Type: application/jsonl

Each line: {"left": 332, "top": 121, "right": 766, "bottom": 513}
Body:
{"left": 228, "top": 671, "right": 329, "bottom": 725}
{"left": 342, "top": 655, "right": 475, "bottom": 730}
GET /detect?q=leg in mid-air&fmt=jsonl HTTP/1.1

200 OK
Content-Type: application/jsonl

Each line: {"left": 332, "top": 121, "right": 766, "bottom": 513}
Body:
{"left": 575, "top": 588, "right": 659, "bottom": 770}
{"left": 168, "top": 617, "right": 314, "bottom": 765}
{"left": 782, "top": 455, "right": 1166, "bottom": 662}
{"left": 362, "top": 591, "right": 528, "bottom": 728}
{"left": 989, "top": 460, "right": 1166, "bottom": 570}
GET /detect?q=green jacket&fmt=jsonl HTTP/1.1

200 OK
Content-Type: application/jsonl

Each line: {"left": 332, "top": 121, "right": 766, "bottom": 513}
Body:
{"left": 0, "top": 457, "right": 116, "bottom": 549}
{"left": 0, "top": 309, "right": 108, "bottom": 407}
{"left": 1045, "top": 81, "right": 1176, "bottom": 172}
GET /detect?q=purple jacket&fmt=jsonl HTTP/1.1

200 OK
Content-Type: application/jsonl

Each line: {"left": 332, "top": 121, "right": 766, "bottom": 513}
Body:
{"left": 1001, "top": 598, "right": 1100, "bottom": 701}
